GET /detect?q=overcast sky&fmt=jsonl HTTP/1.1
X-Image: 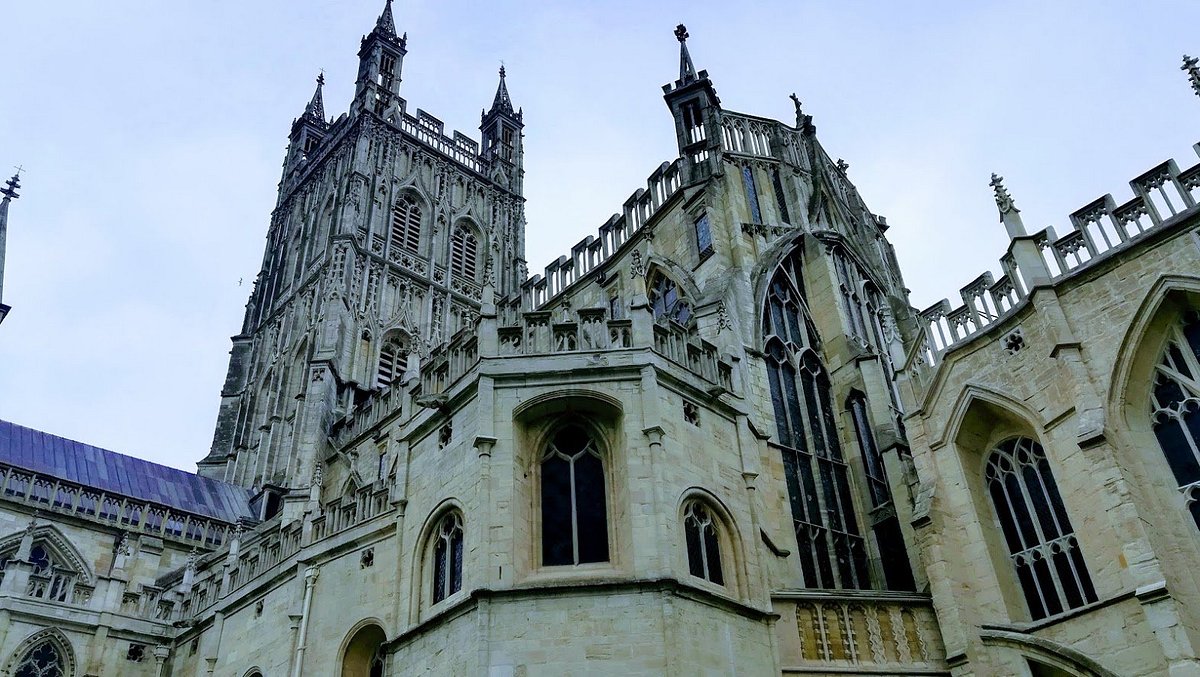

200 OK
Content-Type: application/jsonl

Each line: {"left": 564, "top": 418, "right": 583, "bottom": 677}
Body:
{"left": 1, "top": 1, "right": 1198, "bottom": 473}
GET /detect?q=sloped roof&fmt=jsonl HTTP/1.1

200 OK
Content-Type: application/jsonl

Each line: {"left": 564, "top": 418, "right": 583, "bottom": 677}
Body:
{"left": 0, "top": 420, "right": 254, "bottom": 523}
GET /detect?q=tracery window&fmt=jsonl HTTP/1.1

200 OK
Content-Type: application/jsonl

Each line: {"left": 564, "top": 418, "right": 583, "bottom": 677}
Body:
{"left": 20, "top": 543, "right": 75, "bottom": 603}
{"left": 450, "top": 226, "right": 478, "bottom": 279}
{"left": 13, "top": 641, "right": 66, "bottom": 677}
{"left": 1150, "top": 310, "right": 1200, "bottom": 529}
{"left": 431, "top": 512, "right": 464, "bottom": 604}
{"left": 694, "top": 214, "right": 714, "bottom": 258}
{"left": 389, "top": 195, "right": 421, "bottom": 254}
{"left": 541, "top": 424, "right": 609, "bottom": 566}
{"left": 647, "top": 271, "right": 692, "bottom": 326}
{"left": 683, "top": 500, "right": 724, "bottom": 585}
{"left": 742, "top": 166, "right": 762, "bottom": 223}
{"left": 764, "top": 253, "right": 869, "bottom": 589}
{"left": 985, "top": 437, "right": 1097, "bottom": 620}
{"left": 376, "top": 337, "right": 407, "bottom": 388}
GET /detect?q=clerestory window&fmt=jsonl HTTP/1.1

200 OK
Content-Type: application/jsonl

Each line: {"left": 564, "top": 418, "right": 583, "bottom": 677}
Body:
{"left": 1150, "top": 310, "right": 1200, "bottom": 529}
{"left": 541, "top": 424, "right": 609, "bottom": 566}
{"left": 985, "top": 437, "right": 1097, "bottom": 620}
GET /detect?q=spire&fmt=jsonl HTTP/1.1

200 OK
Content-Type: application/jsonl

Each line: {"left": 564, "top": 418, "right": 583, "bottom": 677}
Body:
{"left": 675, "top": 24, "right": 697, "bottom": 83}
{"left": 375, "top": 0, "right": 397, "bottom": 38}
{"left": 489, "top": 65, "right": 515, "bottom": 116}
{"left": 0, "top": 168, "right": 20, "bottom": 326}
{"left": 990, "top": 173, "right": 1027, "bottom": 237}
{"left": 1183, "top": 54, "right": 1200, "bottom": 98}
{"left": 300, "top": 73, "right": 326, "bottom": 127}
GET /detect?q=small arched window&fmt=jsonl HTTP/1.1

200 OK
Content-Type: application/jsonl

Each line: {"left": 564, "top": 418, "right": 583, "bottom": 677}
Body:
{"left": 647, "top": 271, "right": 692, "bottom": 325}
{"left": 341, "top": 624, "right": 386, "bottom": 677}
{"left": 376, "top": 337, "right": 407, "bottom": 388}
{"left": 431, "top": 512, "right": 464, "bottom": 604}
{"left": 683, "top": 500, "right": 724, "bottom": 585}
{"left": 390, "top": 195, "right": 422, "bottom": 254}
{"left": 1150, "top": 310, "right": 1200, "bottom": 528}
{"left": 13, "top": 640, "right": 67, "bottom": 677}
{"left": 985, "top": 437, "right": 1097, "bottom": 620}
{"left": 541, "top": 424, "right": 608, "bottom": 566}
{"left": 450, "top": 226, "right": 478, "bottom": 279}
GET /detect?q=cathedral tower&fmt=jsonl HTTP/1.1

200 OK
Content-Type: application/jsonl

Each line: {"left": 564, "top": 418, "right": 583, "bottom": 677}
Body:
{"left": 201, "top": 2, "right": 528, "bottom": 515}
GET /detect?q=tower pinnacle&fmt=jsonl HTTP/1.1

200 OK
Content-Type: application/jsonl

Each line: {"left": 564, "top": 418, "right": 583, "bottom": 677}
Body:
{"left": 375, "top": 0, "right": 397, "bottom": 37}
{"left": 675, "top": 24, "right": 698, "bottom": 83}
{"left": 489, "top": 65, "right": 515, "bottom": 117}
{"left": 0, "top": 169, "right": 21, "bottom": 326}
{"left": 990, "top": 173, "right": 1027, "bottom": 238}
{"left": 1183, "top": 54, "right": 1200, "bottom": 98}
{"left": 300, "top": 73, "right": 327, "bottom": 127}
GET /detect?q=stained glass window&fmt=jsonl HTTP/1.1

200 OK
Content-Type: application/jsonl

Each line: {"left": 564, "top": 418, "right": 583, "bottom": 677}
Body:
{"left": 742, "top": 166, "right": 761, "bottom": 223}
{"left": 764, "top": 253, "right": 869, "bottom": 589}
{"left": 431, "top": 512, "right": 464, "bottom": 603}
{"left": 648, "top": 271, "right": 692, "bottom": 326}
{"left": 541, "top": 424, "right": 608, "bottom": 566}
{"left": 985, "top": 437, "right": 1097, "bottom": 620}
{"left": 1150, "top": 310, "right": 1200, "bottom": 528}
{"left": 14, "top": 640, "right": 66, "bottom": 677}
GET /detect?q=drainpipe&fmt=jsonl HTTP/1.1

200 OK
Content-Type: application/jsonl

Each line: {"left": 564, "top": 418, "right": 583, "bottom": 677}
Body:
{"left": 290, "top": 566, "right": 320, "bottom": 677}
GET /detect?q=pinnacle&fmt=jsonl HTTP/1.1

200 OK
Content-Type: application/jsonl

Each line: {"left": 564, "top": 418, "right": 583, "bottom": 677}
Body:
{"left": 375, "top": 0, "right": 396, "bottom": 37}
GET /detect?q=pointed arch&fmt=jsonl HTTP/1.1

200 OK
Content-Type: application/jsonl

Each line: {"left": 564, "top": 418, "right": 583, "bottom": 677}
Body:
{"left": 3, "top": 627, "right": 77, "bottom": 677}
{"left": 980, "top": 629, "right": 1121, "bottom": 677}
{"left": 375, "top": 327, "right": 412, "bottom": 389}
{"left": 0, "top": 525, "right": 93, "bottom": 585}
{"left": 449, "top": 218, "right": 482, "bottom": 280}
{"left": 933, "top": 383, "right": 1047, "bottom": 452}
{"left": 411, "top": 498, "right": 467, "bottom": 612}
{"left": 388, "top": 188, "right": 428, "bottom": 256}
{"left": 338, "top": 619, "right": 388, "bottom": 677}
{"left": 645, "top": 265, "right": 695, "bottom": 326}
{"left": 677, "top": 487, "right": 746, "bottom": 595}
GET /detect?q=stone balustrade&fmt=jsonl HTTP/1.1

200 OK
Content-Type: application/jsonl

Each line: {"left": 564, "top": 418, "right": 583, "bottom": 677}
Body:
{"left": 0, "top": 465, "right": 235, "bottom": 549}
{"left": 773, "top": 590, "right": 947, "bottom": 674}
{"left": 520, "top": 158, "right": 684, "bottom": 310}
{"left": 916, "top": 146, "right": 1200, "bottom": 369}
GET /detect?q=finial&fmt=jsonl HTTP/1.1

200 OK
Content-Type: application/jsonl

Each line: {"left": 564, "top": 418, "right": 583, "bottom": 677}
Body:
{"left": 301, "top": 71, "right": 327, "bottom": 126}
{"left": 499, "top": 63, "right": 506, "bottom": 79}
{"left": 789, "top": 93, "right": 802, "bottom": 121}
{"left": 1, "top": 169, "right": 19, "bottom": 201}
{"left": 375, "top": 0, "right": 396, "bottom": 36}
{"left": 1183, "top": 54, "right": 1200, "bottom": 98}
{"left": 990, "top": 173, "right": 1018, "bottom": 214}
{"left": 835, "top": 159, "right": 849, "bottom": 174}
{"left": 317, "top": 71, "right": 325, "bottom": 87}
{"left": 675, "top": 24, "right": 698, "bottom": 83}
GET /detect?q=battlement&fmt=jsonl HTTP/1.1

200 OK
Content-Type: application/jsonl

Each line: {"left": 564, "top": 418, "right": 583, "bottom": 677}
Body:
{"left": 914, "top": 144, "right": 1200, "bottom": 369}
{"left": 394, "top": 100, "right": 484, "bottom": 173}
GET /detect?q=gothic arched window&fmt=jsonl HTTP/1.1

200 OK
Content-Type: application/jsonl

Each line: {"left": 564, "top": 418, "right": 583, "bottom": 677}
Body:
{"left": 985, "top": 437, "right": 1097, "bottom": 620}
{"left": 683, "top": 500, "right": 724, "bottom": 585}
{"left": 376, "top": 337, "right": 407, "bottom": 388}
{"left": 763, "top": 253, "right": 869, "bottom": 589}
{"left": 431, "top": 512, "right": 464, "bottom": 604}
{"left": 647, "top": 271, "right": 692, "bottom": 325}
{"left": 1150, "top": 310, "right": 1200, "bottom": 528}
{"left": 13, "top": 641, "right": 66, "bottom": 677}
{"left": 389, "top": 195, "right": 422, "bottom": 255}
{"left": 541, "top": 424, "right": 608, "bottom": 566}
{"left": 450, "top": 226, "right": 479, "bottom": 279}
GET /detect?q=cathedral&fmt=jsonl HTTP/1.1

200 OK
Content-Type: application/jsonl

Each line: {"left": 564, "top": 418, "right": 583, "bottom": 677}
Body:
{"left": 1, "top": 3, "right": 1200, "bottom": 675}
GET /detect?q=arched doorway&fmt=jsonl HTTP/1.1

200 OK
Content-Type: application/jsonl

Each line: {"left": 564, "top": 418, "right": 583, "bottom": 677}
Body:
{"left": 341, "top": 623, "right": 386, "bottom": 677}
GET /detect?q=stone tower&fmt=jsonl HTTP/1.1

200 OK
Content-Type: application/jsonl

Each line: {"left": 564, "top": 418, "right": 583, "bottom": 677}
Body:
{"left": 200, "top": 1, "right": 528, "bottom": 519}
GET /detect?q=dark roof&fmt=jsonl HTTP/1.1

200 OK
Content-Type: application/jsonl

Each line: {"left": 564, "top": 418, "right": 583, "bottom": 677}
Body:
{"left": 0, "top": 420, "right": 254, "bottom": 523}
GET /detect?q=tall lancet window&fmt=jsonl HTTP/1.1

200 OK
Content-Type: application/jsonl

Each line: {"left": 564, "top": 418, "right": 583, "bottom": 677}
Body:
{"left": 541, "top": 423, "right": 609, "bottom": 566}
{"left": 1150, "top": 310, "right": 1200, "bottom": 528}
{"left": 763, "top": 253, "right": 869, "bottom": 589}
{"left": 450, "top": 226, "right": 478, "bottom": 279}
{"left": 390, "top": 195, "right": 422, "bottom": 254}
{"left": 986, "top": 438, "right": 1096, "bottom": 619}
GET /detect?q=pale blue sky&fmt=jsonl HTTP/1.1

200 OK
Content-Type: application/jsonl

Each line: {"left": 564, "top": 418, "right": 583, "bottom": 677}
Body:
{"left": 1, "top": 1, "right": 1198, "bottom": 472}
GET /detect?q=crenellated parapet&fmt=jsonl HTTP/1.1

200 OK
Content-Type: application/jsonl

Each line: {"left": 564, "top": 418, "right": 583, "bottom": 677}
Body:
{"left": 909, "top": 144, "right": 1200, "bottom": 376}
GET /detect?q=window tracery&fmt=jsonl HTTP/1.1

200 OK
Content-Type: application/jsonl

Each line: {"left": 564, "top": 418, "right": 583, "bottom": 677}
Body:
{"left": 647, "top": 271, "right": 692, "bottom": 326}
{"left": 763, "top": 253, "right": 869, "bottom": 589}
{"left": 1150, "top": 310, "right": 1200, "bottom": 529}
{"left": 431, "top": 512, "right": 463, "bottom": 604}
{"left": 376, "top": 336, "right": 407, "bottom": 388}
{"left": 683, "top": 500, "right": 724, "bottom": 585}
{"left": 985, "top": 437, "right": 1097, "bottom": 620}
{"left": 13, "top": 641, "right": 66, "bottom": 677}
{"left": 541, "top": 424, "right": 609, "bottom": 566}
